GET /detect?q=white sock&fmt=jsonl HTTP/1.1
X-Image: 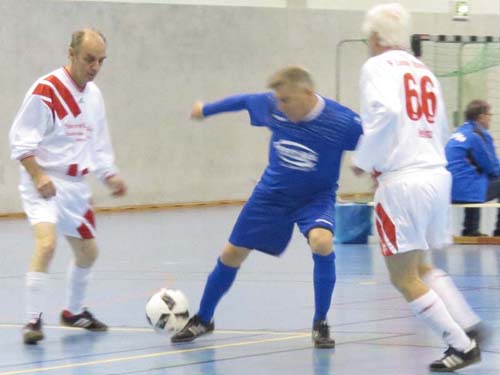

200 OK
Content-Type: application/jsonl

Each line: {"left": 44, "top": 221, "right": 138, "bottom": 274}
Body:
{"left": 66, "top": 263, "right": 91, "bottom": 314}
{"left": 409, "top": 290, "right": 472, "bottom": 352}
{"left": 26, "top": 272, "right": 48, "bottom": 321}
{"left": 422, "top": 268, "right": 481, "bottom": 330}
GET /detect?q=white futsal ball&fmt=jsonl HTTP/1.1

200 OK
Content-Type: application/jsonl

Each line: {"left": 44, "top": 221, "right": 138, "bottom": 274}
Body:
{"left": 145, "top": 288, "right": 190, "bottom": 333}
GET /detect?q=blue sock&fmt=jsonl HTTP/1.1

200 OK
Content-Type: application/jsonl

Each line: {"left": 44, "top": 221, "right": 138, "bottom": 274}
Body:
{"left": 198, "top": 258, "right": 239, "bottom": 324}
{"left": 313, "top": 252, "right": 336, "bottom": 323}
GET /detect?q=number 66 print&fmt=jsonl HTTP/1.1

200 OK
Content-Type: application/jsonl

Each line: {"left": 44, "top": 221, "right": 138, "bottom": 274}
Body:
{"left": 404, "top": 73, "right": 437, "bottom": 124}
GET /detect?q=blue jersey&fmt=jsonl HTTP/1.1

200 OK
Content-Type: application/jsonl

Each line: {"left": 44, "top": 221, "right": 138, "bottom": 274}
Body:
{"left": 203, "top": 93, "right": 362, "bottom": 200}
{"left": 446, "top": 121, "right": 500, "bottom": 202}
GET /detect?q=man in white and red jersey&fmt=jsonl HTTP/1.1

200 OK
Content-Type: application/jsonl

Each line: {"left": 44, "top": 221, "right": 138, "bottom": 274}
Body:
{"left": 353, "top": 4, "right": 483, "bottom": 372}
{"left": 9, "top": 28, "right": 126, "bottom": 344}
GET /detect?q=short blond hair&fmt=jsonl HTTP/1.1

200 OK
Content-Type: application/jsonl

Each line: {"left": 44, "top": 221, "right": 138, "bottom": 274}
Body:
{"left": 363, "top": 3, "right": 410, "bottom": 49}
{"left": 267, "top": 66, "right": 314, "bottom": 90}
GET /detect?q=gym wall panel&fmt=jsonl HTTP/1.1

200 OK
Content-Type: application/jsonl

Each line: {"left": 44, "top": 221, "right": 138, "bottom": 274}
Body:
{"left": 1, "top": 0, "right": 499, "bottom": 213}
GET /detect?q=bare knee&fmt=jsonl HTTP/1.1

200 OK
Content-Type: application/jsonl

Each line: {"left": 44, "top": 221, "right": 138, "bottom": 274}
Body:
{"left": 220, "top": 243, "right": 250, "bottom": 268}
{"left": 390, "top": 275, "right": 414, "bottom": 295}
{"left": 68, "top": 237, "right": 98, "bottom": 267}
{"left": 418, "top": 263, "right": 433, "bottom": 278}
{"left": 82, "top": 241, "right": 98, "bottom": 266}
{"left": 309, "top": 228, "right": 333, "bottom": 256}
{"left": 389, "top": 274, "right": 428, "bottom": 301}
{"left": 30, "top": 224, "right": 57, "bottom": 271}
{"left": 385, "top": 250, "right": 430, "bottom": 301}
{"left": 79, "top": 240, "right": 98, "bottom": 267}
{"left": 32, "top": 236, "right": 57, "bottom": 270}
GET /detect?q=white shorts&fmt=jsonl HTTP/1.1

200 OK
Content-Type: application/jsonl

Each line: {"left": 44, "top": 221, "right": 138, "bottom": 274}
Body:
{"left": 19, "top": 168, "right": 96, "bottom": 239}
{"left": 374, "top": 169, "right": 452, "bottom": 256}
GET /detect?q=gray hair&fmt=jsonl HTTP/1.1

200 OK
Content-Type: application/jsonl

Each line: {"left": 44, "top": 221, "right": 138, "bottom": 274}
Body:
{"left": 362, "top": 3, "right": 411, "bottom": 49}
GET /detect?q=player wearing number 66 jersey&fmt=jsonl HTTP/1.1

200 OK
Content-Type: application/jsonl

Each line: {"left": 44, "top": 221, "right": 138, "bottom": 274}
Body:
{"left": 355, "top": 42, "right": 449, "bottom": 175}
{"left": 353, "top": 4, "right": 483, "bottom": 373}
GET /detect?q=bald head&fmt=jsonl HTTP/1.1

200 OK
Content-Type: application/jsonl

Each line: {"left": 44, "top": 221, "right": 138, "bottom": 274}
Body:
{"left": 70, "top": 28, "right": 106, "bottom": 54}
{"left": 66, "top": 28, "right": 107, "bottom": 87}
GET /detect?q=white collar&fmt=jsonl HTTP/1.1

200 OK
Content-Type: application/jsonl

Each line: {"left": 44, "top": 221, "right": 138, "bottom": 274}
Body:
{"left": 302, "top": 94, "right": 325, "bottom": 122}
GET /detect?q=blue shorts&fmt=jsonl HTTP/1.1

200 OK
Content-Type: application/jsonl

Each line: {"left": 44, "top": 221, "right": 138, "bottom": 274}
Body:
{"left": 229, "top": 187, "right": 335, "bottom": 256}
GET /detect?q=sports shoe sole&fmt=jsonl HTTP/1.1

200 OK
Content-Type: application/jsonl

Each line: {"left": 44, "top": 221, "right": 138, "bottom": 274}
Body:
{"left": 24, "top": 331, "right": 44, "bottom": 345}
{"left": 430, "top": 355, "right": 481, "bottom": 372}
{"left": 314, "top": 340, "right": 336, "bottom": 349}
{"left": 59, "top": 319, "right": 108, "bottom": 332}
{"left": 171, "top": 330, "right": 213, "bottom": 343}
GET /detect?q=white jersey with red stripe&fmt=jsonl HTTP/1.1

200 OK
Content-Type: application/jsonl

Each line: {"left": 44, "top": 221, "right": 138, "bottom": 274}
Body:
{"left": 9, "top": 67, "right": 117, "bottom": 181}
{"left": 353, "top": 49, "right": 449, "bottom": 180}
{"left": 354, "top": 49, "right": 452, "bottom": 254}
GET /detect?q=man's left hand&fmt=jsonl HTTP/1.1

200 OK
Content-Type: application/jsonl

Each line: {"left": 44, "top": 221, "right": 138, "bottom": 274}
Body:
{"left": 106, "top": 175, "right": 127, "bottom": 196}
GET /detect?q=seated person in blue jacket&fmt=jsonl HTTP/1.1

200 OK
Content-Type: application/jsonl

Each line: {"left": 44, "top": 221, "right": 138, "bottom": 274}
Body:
{"left": 446, "top": 99, "right": 500, "bottom": 236}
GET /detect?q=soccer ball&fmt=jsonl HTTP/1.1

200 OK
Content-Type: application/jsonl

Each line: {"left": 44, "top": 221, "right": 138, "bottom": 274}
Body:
{"left": 145, "top": 288, "right": 190, "bottom": 333}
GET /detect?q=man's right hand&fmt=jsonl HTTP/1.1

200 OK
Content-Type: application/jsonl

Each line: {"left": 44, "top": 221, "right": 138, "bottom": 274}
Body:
{"left": 190, "top": 101, "right": 204, "bottom": 120}
{"left": 35, "top": 174, "right": 56, "bottom": 199}
{"left": 20, "top": 156, "right": 56, "bottom": 199}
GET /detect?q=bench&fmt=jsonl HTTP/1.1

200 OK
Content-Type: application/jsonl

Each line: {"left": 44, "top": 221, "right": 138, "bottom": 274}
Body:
{"left": 335, "top": 198, "right": 500, "bottom": 245}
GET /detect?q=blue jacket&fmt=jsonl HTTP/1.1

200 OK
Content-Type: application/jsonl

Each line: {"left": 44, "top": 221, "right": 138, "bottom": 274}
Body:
{"left": 446, "top": 121, "right": 500, "bottom": 202}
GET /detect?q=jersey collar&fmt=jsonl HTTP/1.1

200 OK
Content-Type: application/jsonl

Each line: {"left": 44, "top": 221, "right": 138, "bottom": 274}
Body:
{"left": 302, "top": 94, "right": 325, "bottom": 122}
{"left": 63, "top": 67, "right": 87, "bottom": 92}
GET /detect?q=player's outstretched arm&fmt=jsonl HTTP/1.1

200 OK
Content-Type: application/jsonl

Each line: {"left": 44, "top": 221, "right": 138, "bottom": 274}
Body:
{"left": 192, "top": 93, "right": 270, "bottom": 122}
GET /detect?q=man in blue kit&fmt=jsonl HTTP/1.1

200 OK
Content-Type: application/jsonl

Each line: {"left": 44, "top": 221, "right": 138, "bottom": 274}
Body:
{"left": 171, "top": 66, "right": 362, "bottom": 347}
{"left": 446, "top": 99, "right": 500, "bottom": 236}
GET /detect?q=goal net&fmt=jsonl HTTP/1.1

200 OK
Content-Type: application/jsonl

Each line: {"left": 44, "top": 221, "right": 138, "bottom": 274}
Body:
{"left": 413, "top": 35, "right": 500, "bottom": 151}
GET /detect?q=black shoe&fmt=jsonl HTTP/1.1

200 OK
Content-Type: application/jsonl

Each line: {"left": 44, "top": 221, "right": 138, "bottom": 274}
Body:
{"left": 171, "top": 315, "right": 214, "bottom": 343}
{"left": 23, "top": 314, "right": 44, "bottom": 345}
{"left": 461, "top": 230, "right": 487, "bottom": 237}
{"left": 60, "top": 309, "right": 108, "bottom": 331}
{"left": 429, "top": 340, "right": 481, "bottom": 372}
{"left": 466, "top": 323, "right": 490, "bottom": 346}
{"left": 312, "top": 320, "right": 335, "bottom": 349}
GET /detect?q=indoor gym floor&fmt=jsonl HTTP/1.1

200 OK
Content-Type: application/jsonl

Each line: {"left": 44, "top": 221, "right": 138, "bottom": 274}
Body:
{"left": 0, "top": 205, "right": 499, "bottom": 375}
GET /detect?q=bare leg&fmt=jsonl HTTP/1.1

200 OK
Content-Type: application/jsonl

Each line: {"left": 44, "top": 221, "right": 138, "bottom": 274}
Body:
{"left": 385, "top": 250, "right": 471, "bottom": 351}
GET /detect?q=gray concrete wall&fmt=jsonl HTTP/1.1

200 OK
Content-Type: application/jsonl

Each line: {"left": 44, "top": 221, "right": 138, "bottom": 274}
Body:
{"left": 1, "top": 0, "right": 500, "bottom": 213}
{"left": 59, "top": 0, "right": 500, "bottom": 15}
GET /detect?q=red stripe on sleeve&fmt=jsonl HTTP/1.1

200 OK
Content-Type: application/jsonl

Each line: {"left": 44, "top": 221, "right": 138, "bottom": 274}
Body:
{"left": 46, "top": 75, "right": 81, "bottom": 117}
{"left": 33, "top": 84, "right": 68, "bottom": 120}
